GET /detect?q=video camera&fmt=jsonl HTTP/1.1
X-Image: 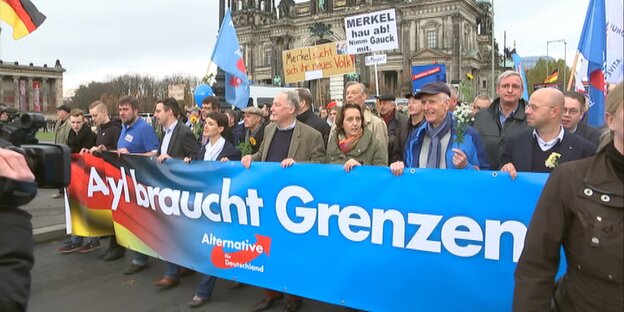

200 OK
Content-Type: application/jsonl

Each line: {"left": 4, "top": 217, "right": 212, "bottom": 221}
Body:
{"left": 0, "top": 109, "right": 70, "bottom": 208}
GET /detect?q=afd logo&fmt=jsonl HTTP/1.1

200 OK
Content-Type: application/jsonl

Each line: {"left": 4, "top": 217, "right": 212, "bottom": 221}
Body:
{"left": 203, "top": 233, "right": 271, "bottom": 272}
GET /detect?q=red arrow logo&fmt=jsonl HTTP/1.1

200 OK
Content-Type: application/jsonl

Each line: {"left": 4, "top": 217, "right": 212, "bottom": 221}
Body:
{"left": 210, "top": 234, "right": 271, "bottom": 269}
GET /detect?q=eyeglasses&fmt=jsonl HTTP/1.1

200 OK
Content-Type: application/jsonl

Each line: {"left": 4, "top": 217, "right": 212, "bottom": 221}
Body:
{"left": 563, "top": 108, "right": 581, "bottom": 115}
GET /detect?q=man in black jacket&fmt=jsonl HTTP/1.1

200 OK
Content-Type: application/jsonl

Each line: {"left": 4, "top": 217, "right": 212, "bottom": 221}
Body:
{"left": 296, "top": 88, "right": 330, "bottom": 148}
{"left": 474, "top": 70, "right": 531, "bottom": 169}
{"left": 562, "top": 91, "right": 602, "bottom": 147}
{"left": 59, "top": 109, "right": 100, "bottom": 254}
{"left": 377, "top": 92, "right": 408, "bottom": 163}
{"left": 153, "top": 97, "right": 199, "bottom": 290}
{"left": 84, "top": 101, "right": 122, "bottom": 154}
{"left": 81, "top": 101, "right": 124, "bottom": 261}
{"left": 501, "top": 88, "right": 595, "bottom": 179}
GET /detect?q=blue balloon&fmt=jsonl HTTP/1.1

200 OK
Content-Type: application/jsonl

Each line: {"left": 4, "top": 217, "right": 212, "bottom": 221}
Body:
{"left": 194, "top": 84, "right": 214, "bottom": 107}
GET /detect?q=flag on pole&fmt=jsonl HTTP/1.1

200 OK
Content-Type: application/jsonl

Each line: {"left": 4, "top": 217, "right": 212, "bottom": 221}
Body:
{"left": 0, "top": 0, "right": 46, "bottom": 39}
{"left": 543, "top": 69, "right": 559, "bottom": 83}
{"left": 511, "top": 52, "right": 530, "bottom": 102}
{"left": 211, "top": 9, "right": 250, "bottom": 110}
{"left": 605, "top": 0, "right": 623, "bottom": 84}
{"left": 574, "top": 0, "right": 606, "bottom": 127}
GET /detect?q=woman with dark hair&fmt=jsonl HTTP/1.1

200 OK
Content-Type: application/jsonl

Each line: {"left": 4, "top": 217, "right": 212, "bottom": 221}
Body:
{"left": 184, "top": 112, "right": 241, "bottom": 163}
{"left": 326, "top": 103, "right": 387, "bottom": 171}
{"left": 514, "top": 82, "right": 624, "bottom": 311}
{"left": 184, "top": 111, "right": 241, "bottom": 308}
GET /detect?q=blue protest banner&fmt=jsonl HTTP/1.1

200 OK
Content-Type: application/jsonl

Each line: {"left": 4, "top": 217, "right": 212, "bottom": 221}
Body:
{"left": 80, "top": 154, "right": 548, "bottom": 311}
{"left": 412, "top": 64, "right": 447, "bottom": 93}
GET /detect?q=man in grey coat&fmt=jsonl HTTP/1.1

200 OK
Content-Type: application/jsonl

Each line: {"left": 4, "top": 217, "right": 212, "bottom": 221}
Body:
{"left": 473, "top": 70, "right": 530, "bottom": 169}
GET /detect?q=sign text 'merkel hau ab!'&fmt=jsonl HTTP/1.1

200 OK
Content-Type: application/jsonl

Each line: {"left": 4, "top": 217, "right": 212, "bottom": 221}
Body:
{"left": 344, "top": 8, "right": 399, "bottom": 55}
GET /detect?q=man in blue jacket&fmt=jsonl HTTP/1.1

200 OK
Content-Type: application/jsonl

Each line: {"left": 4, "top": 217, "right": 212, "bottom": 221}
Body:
{"left": 390, "top": 81, "right": 489, "bottom": 175}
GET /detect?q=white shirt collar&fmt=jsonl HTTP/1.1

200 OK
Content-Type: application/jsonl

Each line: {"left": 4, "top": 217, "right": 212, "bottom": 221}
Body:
{"left": 277, "top": 120, "right": 296, "bottom": 131}
{"left": 165, "top": 120, "right": 178, "bottom": 133}
{"left": 532, "top": 126, "right": 565, "bottom": 151}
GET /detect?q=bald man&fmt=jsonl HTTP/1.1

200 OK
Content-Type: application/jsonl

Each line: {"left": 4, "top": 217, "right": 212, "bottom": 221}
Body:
{"left": 500, "top": 88, "right": 596, "bottom": 179}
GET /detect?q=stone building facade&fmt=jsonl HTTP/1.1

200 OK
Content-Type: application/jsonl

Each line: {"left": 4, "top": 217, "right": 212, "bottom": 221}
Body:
{"left": 233, "top": 0, "right": 496, "bottom": 106}
{"left": 0, "top": 60, "right": 65, "bottom": 113}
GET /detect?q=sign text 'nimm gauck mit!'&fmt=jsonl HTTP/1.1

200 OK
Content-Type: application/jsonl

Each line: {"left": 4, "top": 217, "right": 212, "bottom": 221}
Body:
{"left": 344, "top": 8, "right": 398, "bottom": 54}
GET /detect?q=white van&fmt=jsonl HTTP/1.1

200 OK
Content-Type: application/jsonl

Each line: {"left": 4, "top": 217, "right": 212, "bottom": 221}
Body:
{"left": 249, "top": 85, "right": 299, "bottom": 108}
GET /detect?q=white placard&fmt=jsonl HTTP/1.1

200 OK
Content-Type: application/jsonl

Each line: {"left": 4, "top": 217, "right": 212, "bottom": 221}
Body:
{"left": 304, "top": 70, "right": 323, "bottom": 81}
{"left": 168, "top": 84, "right": 186, "bottom": 101}
{"left": 344, "top": 8, "right": 398, "bottom": 55}
{"left": 365, "top": 54, "right": 387, "bottom": 66}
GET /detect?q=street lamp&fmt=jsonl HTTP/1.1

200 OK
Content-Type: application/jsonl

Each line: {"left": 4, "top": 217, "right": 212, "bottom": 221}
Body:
{"left": 546, "top": 39, "right": 567, "bottom": 87}
{"left": 491, "top": 0, "right": 495, "bottom": 98}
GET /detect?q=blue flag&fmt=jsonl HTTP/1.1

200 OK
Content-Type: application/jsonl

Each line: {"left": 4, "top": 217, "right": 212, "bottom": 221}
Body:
{"left": 511, "top": 53, "right": 530, "bottom": 102}
{"left": 576, "top": 0, "right": 606, "bottom": 127}
{"left": 211, "top": 10, "right": 250, "bottom": 109}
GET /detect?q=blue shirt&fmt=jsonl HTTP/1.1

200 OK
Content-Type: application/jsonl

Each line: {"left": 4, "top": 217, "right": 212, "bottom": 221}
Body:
{"left": 498, "top": 105, "right": 519, "bottom": 126}
{"left": 117, "top": 117, "right": 159, "bottom": 153}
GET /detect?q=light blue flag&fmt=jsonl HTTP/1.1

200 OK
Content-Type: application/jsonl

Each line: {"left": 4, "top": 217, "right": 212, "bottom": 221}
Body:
{"left": 511, "top": 53, "right": 530, "bottom": 102}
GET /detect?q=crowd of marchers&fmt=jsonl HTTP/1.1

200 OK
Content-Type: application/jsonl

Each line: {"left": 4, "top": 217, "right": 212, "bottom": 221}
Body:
{"left": 49, "top": 72, "right": 623, "bottom": 312}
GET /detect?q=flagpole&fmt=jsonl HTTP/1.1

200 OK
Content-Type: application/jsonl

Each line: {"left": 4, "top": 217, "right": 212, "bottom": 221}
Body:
{"left": 205, "top": 8, "right": 228, "bottom": 84}
{"left": 566, "top": 51, "right": 579, "bottom": 91}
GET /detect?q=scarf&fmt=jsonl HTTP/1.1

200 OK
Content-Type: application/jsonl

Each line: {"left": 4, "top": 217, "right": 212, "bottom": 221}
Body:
{"left": 203, "top": 136, "right": 226, "bottom": 161}
{"left": 382, "top": 108, "right": 396, "bottom": 125}
{"left": 338, "top": 129, "right": 363, "bottom": 154}
{"left": 425, "top": 114, "right": 452, "bottom": 168}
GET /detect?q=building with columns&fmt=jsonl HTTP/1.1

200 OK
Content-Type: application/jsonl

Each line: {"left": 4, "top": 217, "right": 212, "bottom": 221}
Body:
{"left": 0, "top": 60, "right": 65, "bottom": 113}
{"left": 231, "top": 0, "right": 497, "bottom": 106}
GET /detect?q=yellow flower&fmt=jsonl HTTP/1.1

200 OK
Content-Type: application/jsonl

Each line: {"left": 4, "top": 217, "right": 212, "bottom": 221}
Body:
{"left": 545, "top": 152, "right": 562, "bottom": 168}
{"left": 249, "top": 137, "right": 257, "bottom": 146}
{"left": 190, "top": 115, "right": 198, "bottom": 124}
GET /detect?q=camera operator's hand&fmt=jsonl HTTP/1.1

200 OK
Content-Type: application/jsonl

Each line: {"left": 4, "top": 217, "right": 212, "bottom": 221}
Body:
{"left": 0, "top": 148, "right": 35, "bottom": 182}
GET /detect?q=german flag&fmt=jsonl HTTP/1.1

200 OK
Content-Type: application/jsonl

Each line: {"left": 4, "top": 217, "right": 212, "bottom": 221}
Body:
{"left": 0, "top": 0, "right": 46, "bottom": 40}
{"left": 543, "top": 69, "right": 559, "bottom": 83}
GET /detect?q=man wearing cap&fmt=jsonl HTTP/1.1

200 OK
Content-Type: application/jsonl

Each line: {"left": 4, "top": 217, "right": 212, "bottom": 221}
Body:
{"left": 241, "top": 106, "right": 266, "bottom": 155}
{"left": 342, "top": 81, "right": 388, "bottom": 150}
{"left": 185, "top": 106, "right": 202, "bottom": 137}
{"left": 297, "top": 88, "right": 330, "bottom": 148}
{"left": 473, "top": 70, "right": 530, "bottom": 169}
{"left": 377, "top": 92, "right": 408, "bottom": 163}
{"left": 54, "top": 105, "right": 72, "bottom": 145}
{"left": 390, "top": 81, "right": 489, "bottom": 175}
{"left": 52, "top": 104, "right": 72, "bottom": 198}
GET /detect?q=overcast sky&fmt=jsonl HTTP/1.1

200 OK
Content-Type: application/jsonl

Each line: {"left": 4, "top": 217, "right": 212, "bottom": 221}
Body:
{"left": 0, "top": 0, "right": 603, "bottom": 96}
